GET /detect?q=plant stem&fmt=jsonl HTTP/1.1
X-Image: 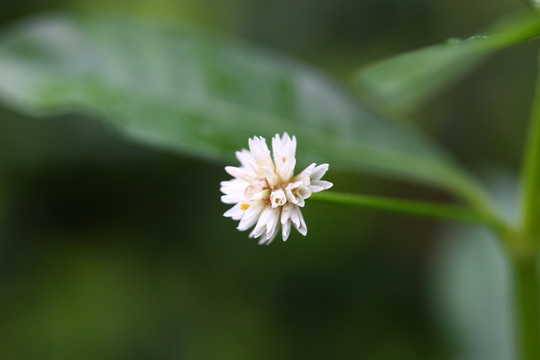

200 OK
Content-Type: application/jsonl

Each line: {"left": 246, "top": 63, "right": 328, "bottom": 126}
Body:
{"left": 309, "top": 191, "right": 506, "bottom": 231}
{"left": 511, "top": 251, "right": 540, "bottom": 360}
{"left": 514, "top": 49, "right": 540, "bottom": 360}
{"left": 521, "top": 52, "right": 540, "bottom": 252}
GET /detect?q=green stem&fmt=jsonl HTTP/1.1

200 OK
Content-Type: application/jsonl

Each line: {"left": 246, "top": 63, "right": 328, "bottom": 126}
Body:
{"left": 511, "top": 251, "right": 540, "bottom": 360}
{"left": 521, "top": 52, "right": 540, "bottom": 250}
{"left": 310, "top": 191, "right": 506, "bottom": 231}
{"left": 514, "top": 47, "right": 540, "bottom": 360}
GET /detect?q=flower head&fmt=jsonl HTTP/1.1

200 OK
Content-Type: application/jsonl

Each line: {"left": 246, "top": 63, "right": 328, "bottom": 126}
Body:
{"left": 220, "top": 133, "right": 333, "bottom": 245}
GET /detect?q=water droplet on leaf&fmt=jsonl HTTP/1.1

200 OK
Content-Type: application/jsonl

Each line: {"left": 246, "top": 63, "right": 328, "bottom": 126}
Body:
{"left": 445, "top": 37, "right": 462, "bottom": 46}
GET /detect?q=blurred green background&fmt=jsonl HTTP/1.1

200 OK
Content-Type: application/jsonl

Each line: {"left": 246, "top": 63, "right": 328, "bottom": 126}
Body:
{"left": 0, "top": 0, "right": 536, "bottom": 359}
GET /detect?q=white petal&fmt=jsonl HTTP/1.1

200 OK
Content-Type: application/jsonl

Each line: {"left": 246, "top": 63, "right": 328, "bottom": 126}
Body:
{"left": 259, "top": 210, "right": 281, "bottom": 245}
{"left": 272, "top": 133, "right": 294, "bottom": 158}
{"left": 310, "top": 180, "right": 333, "bottom": 193}
{"left": 259, "top": 227, "right": 279, "bottom": 245}
{"left": 250, "top": 225, "right": 266, "bottom": 239}
{"left": 224, "top": 203, "right": 244, "bottom": 220}
{"left": 295, "top": 163, "right": 316, "bottom": 185}
{"left": 249, "top": 189, "right": 270, "bottom": 201}
{"left": 271, "top": 133, "right": 284, "bottom": 157}
{"left": 281, "top": 133, "right": 296, "bottom": 158}
{"left": 265, "top": 207, "right": 280, "bottom": 233}
{"left": 290, "top": 205, "right": 300, "bottom": 228}
{"left": 225, "top": 166, "right": 254, "bottom": 181}
{"left": 270, "top": 188, "right": 287, "bottom": 208}
{"left": 282, "top": 219, "right": 292, "bottom": 241}
{"left": 310, "top": 164, "right": 329, "bottom": 181}
{"left": 220, "top": 179, "right": 248, "bottom": 195}
{"left": 298, "top": 186, "right": 312, "bottom": 200}
{"left": 263, "top": 166, "right": 279, "bottom": 187}
{"left": 251, "top": 206, "right": 278, "bottom": 238}
{"left": 288, "top": 134, "right": 297, "bottom": 158}
{"left": 237, "top": 215, "right": 258, "bottom": 232}
{"left": 284, "top": 181, "right": 305, "bottom": 206}
{"left": 221, "top": 194, "right": 243, "bottom": 204}
{"left": 235, "top": 149, "right": 255, "bottom": 168}
{"left": 272, "top": 133, "right": 297, "bottom": 182}
{"left": 284, "top": 186, "right": 295, "bottom": 205}
{"left": 276, "top": 158, "right": 295, "bottom": 184}
{"left": 281, "top": 203, "right": 293, "bottom": 224}
{"left": 237, "top": 202, "right": 265, "bottom": 231}
{"left": 283, "top": 158, "right": 296, "bottom": 182}
{"left": 292, "top": 206, "right": 307, "bottom": 236}
{"left": 249, "top": 136, "right": 274, "bottom": 172}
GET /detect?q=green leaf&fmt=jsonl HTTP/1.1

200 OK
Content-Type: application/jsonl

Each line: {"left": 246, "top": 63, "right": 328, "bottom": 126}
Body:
{"left": 431, "top": 171, "right": 521, "bottom": 360}
{"left": 523, "top": 0, "right": 540, "bottom": 13}
{"left": 432, "top": 226, "right": 514, "bottom": 360}
{"left": 0, "top": 14, "right": 492, "bottom": 209}
{"left": 354, "top": 13, "right": 540, "bottom": 115}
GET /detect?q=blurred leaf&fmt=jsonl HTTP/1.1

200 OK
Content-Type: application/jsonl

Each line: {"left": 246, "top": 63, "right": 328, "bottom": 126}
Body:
{"left": 430, "top": 171, "right": 520, "bottom": 360}
{"left": 432, "top": 226, "right": 513, "bottom": 360}
{"left": 523, "top": 0, "right": 540, "bottom": 12}
{"left": 354, "top": 13, "right": 540, "bottom": 114}
{"left": 0, "top": 14, "right": 491, "bottom": 207}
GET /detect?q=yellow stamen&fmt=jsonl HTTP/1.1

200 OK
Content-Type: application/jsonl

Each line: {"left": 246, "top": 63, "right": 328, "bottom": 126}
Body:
{"left": 240, "top": 203, "right": 250, "bottom": 211}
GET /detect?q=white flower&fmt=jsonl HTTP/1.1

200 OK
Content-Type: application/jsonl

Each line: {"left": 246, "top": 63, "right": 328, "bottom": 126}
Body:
{"left": 220, "top": 133, "right": 333, "bottom": 245}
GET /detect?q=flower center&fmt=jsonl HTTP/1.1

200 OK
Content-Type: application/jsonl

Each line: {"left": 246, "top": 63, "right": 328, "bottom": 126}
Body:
{"left": 244, "top": 170, "right": 310, "bottom": 210}
{"left": 270, "top": 188, "right": 287, "bottom": 208}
